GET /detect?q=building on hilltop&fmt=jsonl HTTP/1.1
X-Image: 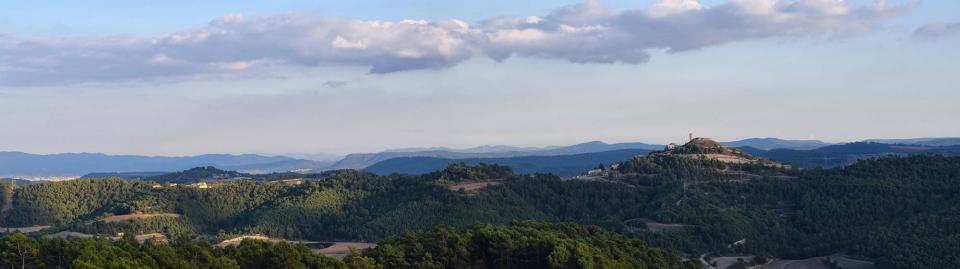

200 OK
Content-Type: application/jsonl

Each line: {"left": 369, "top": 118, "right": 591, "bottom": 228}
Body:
{"left": 665, "top": 143, "right": 679, "bottom": 151}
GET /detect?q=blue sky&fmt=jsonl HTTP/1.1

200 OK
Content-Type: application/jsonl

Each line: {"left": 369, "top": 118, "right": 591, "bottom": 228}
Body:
{"left": 4, "top": 0, "right": 955, "bottom": 36}
{"left": 0, "top": 0, "right": 958, "bottom": 156}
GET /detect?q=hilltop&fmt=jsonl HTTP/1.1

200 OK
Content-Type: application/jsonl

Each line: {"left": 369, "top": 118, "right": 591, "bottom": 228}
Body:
{"left": 576, "top": 136, "right": 795, "bottom": 185}
{"left": 661, "top": 137, "right": 786, "bottom": 167}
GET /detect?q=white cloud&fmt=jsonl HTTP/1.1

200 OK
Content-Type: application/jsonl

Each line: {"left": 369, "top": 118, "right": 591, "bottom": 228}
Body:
{"left": 330, "top": 36, "right": 367, "bottom": 49}
{"left": 646, "top": 0, "right": 704, "bottom": 18}
{"left": 0, "top": 0, "right": 912, "bottom": 85}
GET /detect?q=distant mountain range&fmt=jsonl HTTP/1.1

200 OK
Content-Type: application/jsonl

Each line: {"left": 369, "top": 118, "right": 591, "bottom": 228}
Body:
{"left": 863, "top": 137, "right": 960, "bottom": 147}
{"left": 365, "top": 149, "right": 652, "bottom": 177}
{"left": 0, "top": 178, "right": 43, "bottom": 185}
{"left": 721, "top": 138, "right": 833, "bottom": 150}
{"left": 82, "top": 171, "right": 168, "bottom": 179}
{"left": 329, "top": 141, "right": 663, "bottom": 170}
{"left": 744, "top": 142, "right": 960, "bottom": 168}
{"left": 0, "top": 152, "right": 326, "bottom": 177}
{"left": 2, "top": 137, "right": 957, "bottom": 177}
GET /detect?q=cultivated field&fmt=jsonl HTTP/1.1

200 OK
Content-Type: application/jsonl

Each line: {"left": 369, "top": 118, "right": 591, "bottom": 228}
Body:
{"left": 316, "top": 242, "right": 377, "bottom": 258}
{"left": 216, "top": 235, "right": 309, "bottom": 247}
{"left": 0, "top": 225, "right": 51, "bottom": 233}
{"left": 624, "top": 218, "right": 690, "bottom": 232}
{"left": 710, "top": 256, "right": 757, "bottom": 269}
{"left": 216, "top": 235, "right": 375, "bottom": 259}
{"left": 45, "top": 231, "right": 167, "bottom": 242}
{"left": 101, "top": 213, "right": 181, "bottom": 223}
{"left": 448, "top": 180, "right": 503, "bottom": 194}
{"left": 761, "top": 256, "right": 874, "bottom": 269}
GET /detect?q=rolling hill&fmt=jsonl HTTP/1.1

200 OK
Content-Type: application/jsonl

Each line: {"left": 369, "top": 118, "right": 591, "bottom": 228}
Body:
{"left": 743, "top": 142, "right": 960, "bottom": 168}
{"left": 721, "top": 137, "right": 833, "bottom": 150}
{"left": 864, "top": 137, "right": 960, "bottom": 147}
{"left": 365, "top": 149, "right": 652, "bottom": 176}
{"left": 332, "top": 141, "right": 662, "bottom": 170}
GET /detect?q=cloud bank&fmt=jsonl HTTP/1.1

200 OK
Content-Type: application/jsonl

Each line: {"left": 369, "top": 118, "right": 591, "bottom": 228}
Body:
{"left": 0, "top": 0, "right": 910, "bottom": 85}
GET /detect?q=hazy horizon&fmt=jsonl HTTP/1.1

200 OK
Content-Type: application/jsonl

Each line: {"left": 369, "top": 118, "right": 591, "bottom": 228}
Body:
{"left": 1, "top": 135, "right": 958, "bottom": 157}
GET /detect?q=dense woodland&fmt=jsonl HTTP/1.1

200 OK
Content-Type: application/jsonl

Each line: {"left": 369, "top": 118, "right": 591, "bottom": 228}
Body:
{"left": 358, "top": 221, "right": 698, "bottom": 269}
{"left": 0, "top": 154, "right": 958, "bottom": 268}
{"left": 0, "top": 221, "right": 697, "bottom": 269}
{"left": 0, "top": 232, "right": 344, "bottom": 269}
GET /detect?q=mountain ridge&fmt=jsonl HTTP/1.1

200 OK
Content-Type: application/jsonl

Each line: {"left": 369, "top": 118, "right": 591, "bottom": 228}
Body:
{"left": 365, "top": 149, "right": 652, "bottom": 177}
{"left": 0, "top": 151, "right": 321, "bottom": 177}
{"left": 5, "top": 137, "right": 957, "bottom": 177}
{"left": 721, "top": 137, "right": 833, "bottom": 150}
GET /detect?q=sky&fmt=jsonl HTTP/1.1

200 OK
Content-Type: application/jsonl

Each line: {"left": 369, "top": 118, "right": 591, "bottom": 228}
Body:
{"left": 0, "top": 0, "right": 958, "bottom": 156}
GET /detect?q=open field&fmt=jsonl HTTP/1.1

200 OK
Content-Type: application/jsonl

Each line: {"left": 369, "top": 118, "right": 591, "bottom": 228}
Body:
{"left": 0, "top": 225, "right": 51, "bottom": 233}
{"left": 624, "top": 218, "right": 690, "bottom": 232}
{"left": 46, "top": 231, "right": 95, "bottom": 239}
{"left": 316, "top": 242, "right": 377, "bottom": 258}
{"left": 101, "top": 213, "right": 181, "bottom": 223}
{"left": 761, "top": 256, "right": 874, "bottom": 269}
{"left": 45, "top": 231, "right": 167, "bottom": 242}
{"left": 710, "top": 256, "right": 757, "bottom": 269}
{"left": 216, "top": 235, "right": 374, "bottom": 259}
{"left": 448, "top": 180, "right": 503, "bottom": 194}
{"left": 216, "top": 235, "right": 317, "bottom": 247}
{"left": 677, "top": 153, "right": 791, "bottom": 169}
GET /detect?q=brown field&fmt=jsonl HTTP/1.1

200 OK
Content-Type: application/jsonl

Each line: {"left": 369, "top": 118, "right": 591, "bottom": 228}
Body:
{"left": 316, "top": 242, "right": 377, "bottom": 258}
{"left": 216, "top": 235, "right": 284, "bottom": 247}
{"left": 761, "top": 256, "right": 874, "bottom": 269}
{"left": 134, "top": 233, "right": 168, "bottom": 242}
{"left": 678, "top": 154, "right": 791, "bottom": 169}
{"left": 216, "top": 234, "right": 321, "bottom": 247}
{"left": 448, "top": 180, "right": 502, "bottom": 194}
{"left": 102, "top": 213, "right": 181, "bottom": 223}
{"left": 624, "top": 218, "right": 690, "bottom": 232}
{"left": 46, "top": 231, "right": 168, "bottom": 243}
{"left": 216, "top": 235, "right": 374, "bottom": 259}
{"left": 0, "top": 225, "right": 52, "bottom": 233}
{"left": 710, "top": 256, "right": 757, "bottom": 269}
{"left": 45, "top": 231, "right": 95, "bottom": 239}
{"left": 675, "top": 153, "right": 755, "bottom": 164}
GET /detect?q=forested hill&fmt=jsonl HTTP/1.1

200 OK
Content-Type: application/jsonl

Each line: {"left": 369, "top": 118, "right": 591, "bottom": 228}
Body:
{"left": 364, "top": 221, "right": 699, "bottom": 269}
{"left": 743, "top": 142, "right": 960, "bottom": 168}
{"left": 0, "top": 221, "right": 698, "bottom": 269}
{"left": 365, "top": 148, "right": 650, "bottom": 176}
{"left": 331, "top": 142, "right": 660, "bottom": 170}
{"left": 721, "top": 137, "right": 832, "bottom": 150}
{"left": 145, "top": 166, "right": 249, "bottom": 183}
{"left": 1, "top": 156, "right": 960, "bottom": 268}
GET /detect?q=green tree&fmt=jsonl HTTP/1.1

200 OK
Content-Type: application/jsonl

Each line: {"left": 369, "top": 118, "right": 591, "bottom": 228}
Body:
{"left": 0, "top": 233, "right": 40, "bottom": 269}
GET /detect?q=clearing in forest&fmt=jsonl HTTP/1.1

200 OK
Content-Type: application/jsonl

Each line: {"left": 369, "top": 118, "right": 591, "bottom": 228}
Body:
{"left": 315, "top": 242, "right": 377, "bottom": 258}
{"left": 0, "top": 225, "right": 52, "bottom": 233}
{"left": 623, "top": 218, "right": 691, "bottom": 232}
{"left": 448, "top": 179, "right": 503, "bottom": 194}
{"left": 761, "top": 256, "right": 874, "bottom": 269}
{"left": 101, "top": 213, "right": 181, "bottom": 223}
